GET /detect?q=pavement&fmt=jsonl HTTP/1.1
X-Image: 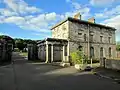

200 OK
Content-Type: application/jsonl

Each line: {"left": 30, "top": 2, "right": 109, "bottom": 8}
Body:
{"left": 93, "top": 67, "right": 120, "bottom": 84}
{"left": 0, "top": 52, "right": 120, "bottom": 90}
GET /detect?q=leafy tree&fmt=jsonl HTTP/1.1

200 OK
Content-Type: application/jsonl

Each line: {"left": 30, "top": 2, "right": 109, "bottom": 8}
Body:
{"left": 14, "top": 39, "right": 25, "bottom": 51}
{"left": 14, "top": 38, "right": 37, "bottom": 51}
{"left": 70, "top": 50, "right": 84, "bottom": 64}
{"left": 116, "top": 42, "right": 120, "bottom": 51}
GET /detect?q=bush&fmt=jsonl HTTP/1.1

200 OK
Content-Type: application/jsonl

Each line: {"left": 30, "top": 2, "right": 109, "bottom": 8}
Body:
{"left": 70, "top": 50, "right": 100, "bottom": 65}
{"left": 70, "top": 50, "right": 84, "bottom": 64}
{"left": 14, "top": 48, "right": 20, "bottom": 52}
{"left": 86, "top": 58, "right": 99, "bottom": 64}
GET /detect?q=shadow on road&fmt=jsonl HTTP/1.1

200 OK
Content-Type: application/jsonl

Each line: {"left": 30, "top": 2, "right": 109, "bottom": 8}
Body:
{"left": 0, "top": 52, "right": 120, "bottom": 90}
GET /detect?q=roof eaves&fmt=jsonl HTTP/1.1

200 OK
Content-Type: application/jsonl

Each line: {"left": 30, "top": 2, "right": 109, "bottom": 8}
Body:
{"left": 51, "top": 18, "right": 68, "bottom": 30}
{"left": 68, "top": 17, "right": 116, "bottom": 30}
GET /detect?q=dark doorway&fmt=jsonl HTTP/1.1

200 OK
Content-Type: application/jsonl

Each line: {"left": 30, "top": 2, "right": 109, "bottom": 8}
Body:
{"left": 90, "top": 47, "right": 94, "bottom": 58}
{"left": 109, "top": 47, "right": 111, "bottom": 58}
{"left": 48, "top": 44, "right": 51, "bottom": 63}
{"left": 100, "top": 47, "right": 103, "bottom": 58}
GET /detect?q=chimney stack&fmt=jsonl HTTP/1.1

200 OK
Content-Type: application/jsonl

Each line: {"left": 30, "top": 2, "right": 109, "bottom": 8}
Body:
{"left": 88, "top": 17, "right": 95, "bottom": 23}
{"left": 74, "top": 12, "right": 81, "bottom": 20}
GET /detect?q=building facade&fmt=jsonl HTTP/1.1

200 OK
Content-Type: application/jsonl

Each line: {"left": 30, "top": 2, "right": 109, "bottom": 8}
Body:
{"left": 37, "top": 16, "right": 116, "bottom": 63}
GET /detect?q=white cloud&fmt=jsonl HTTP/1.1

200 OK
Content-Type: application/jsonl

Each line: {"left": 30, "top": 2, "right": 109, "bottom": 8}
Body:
{"left": 0, "top": 9, "right": 18, "bottom": 16}
{"left": 95, "top": 5, "right": 120, "bottom": 19}
{"left": 0, "top": 0, "right": 91, "bottom": 34}
{"left": 101, "top": 15, "right": 120, "bottom": 41}
{"left": 32, "top": 32, "right": 51, "bottom": 39}
{"left": 90, "top": 0, "right": 118, "bottom": 6}
{"left": 65, "top": 0, "right": 91, "bottom": 19}
{"left": 102, "top": 15, "right": 120, "bottom": 30}
{"left": 0, "top": 32, "right": 10, "bottom": 36}
{"left": 0, "top": 12, "right": 57, "bottom": 33}
{"left": 4, "top": 16, "right": 25, "bottom": 25}
{"left": 3, "top": 0, "right": 41, "bottom": 14}
{"left": 71, "top": 2, "right": 81, "bottom": 10}
{"left": 46, "top": 12, "right": 57, "bottom": 21}
{"left": 1, "top": 12, "right": 57, "bottom": 32}
{"left": 0, "top": 0, "right": 57, "bottom": 33}
{"left": 0, "top": 16, "right": 5, "bottom": 23}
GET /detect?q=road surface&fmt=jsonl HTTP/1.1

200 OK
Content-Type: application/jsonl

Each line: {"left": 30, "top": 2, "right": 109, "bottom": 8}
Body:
{"left": 0, "top": 52, "right": 120, "bottom": 90}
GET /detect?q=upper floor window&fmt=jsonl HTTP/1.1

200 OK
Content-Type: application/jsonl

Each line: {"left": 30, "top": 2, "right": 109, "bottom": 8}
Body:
{"left": 78, "top": 33, "right": 82, "bottom": 35}
{"left": 90, "top": 35, "right": 93, "bottom": 42}
{"left": 108, "top": 37, "right": 111, "bottom": 43}
{"left": 100, "top": 36, "right": 103, "bottom": 42}
{"left": 84, "top": 34, "right": 87, "bottom": 41}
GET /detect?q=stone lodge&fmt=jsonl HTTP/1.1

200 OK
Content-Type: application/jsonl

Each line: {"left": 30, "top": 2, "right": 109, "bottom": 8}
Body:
{"left": 37, "top": 13, "right": 117, "bottom": 63}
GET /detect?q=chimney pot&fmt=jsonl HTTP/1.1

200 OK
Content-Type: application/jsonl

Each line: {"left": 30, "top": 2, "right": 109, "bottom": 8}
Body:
{"left": 88, "top": 17, "right": 95, "bottom": 23}
{"left": 74, "top": 12, "right": 81, "bottom": 20}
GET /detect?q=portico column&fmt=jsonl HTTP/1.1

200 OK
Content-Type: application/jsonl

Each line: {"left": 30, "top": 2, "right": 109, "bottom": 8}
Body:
{"left": 51, "top": 44, "right": 54, "bottom": 62}
{"left": 45, "top": 41, "right": 49, "bottom": 63}
{"left": 63, "top": 45, "right": 65, "bottom": 62}
{"left": 67, "top": 41, "right": 70, "bottom": 62}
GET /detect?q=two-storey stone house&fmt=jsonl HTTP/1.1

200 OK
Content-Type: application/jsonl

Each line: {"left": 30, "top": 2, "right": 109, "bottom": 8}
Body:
{"left": 37, "top": 14, "right": 116, "bottom": 63}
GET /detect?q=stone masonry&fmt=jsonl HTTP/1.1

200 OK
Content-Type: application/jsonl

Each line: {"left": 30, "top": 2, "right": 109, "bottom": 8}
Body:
{"left": 51, "top": 16, "right": 116, "bottom": 60}
{"left": 37, "top": 14, "right": 116, "bottom": 63}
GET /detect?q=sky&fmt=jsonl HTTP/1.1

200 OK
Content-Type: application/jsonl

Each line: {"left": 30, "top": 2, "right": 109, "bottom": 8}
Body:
{"left": 0, "top": 0, "right": 120, "bottom": 41}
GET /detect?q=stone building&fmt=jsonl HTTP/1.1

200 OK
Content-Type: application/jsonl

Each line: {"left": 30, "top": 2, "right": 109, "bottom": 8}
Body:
{"left": 37, "top": 14, "right": 116, "bottom": 63}
{"left": 0, "top": 36, "right": 13, "bottom": 63}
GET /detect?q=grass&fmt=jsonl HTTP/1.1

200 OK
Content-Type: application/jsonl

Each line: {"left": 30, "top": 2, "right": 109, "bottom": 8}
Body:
{"left": 19, "top": 52, "right": 28, "bottom": 57}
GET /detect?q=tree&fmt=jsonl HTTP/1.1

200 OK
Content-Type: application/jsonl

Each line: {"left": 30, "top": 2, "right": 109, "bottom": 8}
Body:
{"left": 70, "top": 50, "right": 84, "bottom": 64}
{"left": 15, "top": 39, "right": 25, "bottom": 51}
{"left": 14, "top": 38, "right": 37, "bottom": 52}
{"left": 116, "top": 42, "right": 120, "bottom": 51}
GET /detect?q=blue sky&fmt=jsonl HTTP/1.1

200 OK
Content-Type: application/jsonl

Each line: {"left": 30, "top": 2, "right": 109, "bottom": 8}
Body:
{"left": 0, "top": 0, "right": 120, "bottom": 41}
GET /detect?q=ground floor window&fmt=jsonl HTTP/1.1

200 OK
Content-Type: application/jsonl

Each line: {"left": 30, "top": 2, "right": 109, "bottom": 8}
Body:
{"left": 109, "top": 47, "right": 112, "bottom": 58}
{"left": 78, "top": 45, "right": 82, "bottom": 51}
{"left": 90, "top": 47, "right": 94, "bottom": 58}
{"left": 100, "top": 47, "right": 103, "bottom": 58}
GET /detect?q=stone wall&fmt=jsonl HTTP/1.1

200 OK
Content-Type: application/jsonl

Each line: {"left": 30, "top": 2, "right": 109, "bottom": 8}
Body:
{"left": 117, "top": 51, "right": 120, "bottom": 58}
{"left": 68, "top": 21, "right": 116, "bottom": 59}
{"left": 38, "top": 45, "right": 46, "bottom": 61}
{"left": 100, "top": 59, "right": 120, "bottom": 70}
{"left": 28, "top": 44, "right": 38, "bottom": 60}
{"left": 52, "top": 21, "right": 69, "bottom": 39}
{"left": 0, "top": 41, "right": 13, "bottom": 64}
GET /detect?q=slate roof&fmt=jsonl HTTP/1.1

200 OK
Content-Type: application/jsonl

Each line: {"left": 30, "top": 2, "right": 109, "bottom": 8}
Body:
{"left": 37, "top": 38, "right": 68, "bottom": 44}
{"left": 51, "top": 17, "right": 116, "bottom": 30}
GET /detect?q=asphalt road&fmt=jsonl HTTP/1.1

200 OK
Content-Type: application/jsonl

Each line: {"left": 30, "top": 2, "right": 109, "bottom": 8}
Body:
{"left": 0, "top": 52, "right": 120, "bottom": 90}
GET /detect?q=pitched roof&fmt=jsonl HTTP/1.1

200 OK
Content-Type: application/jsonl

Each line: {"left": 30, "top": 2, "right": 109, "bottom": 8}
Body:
{"left": 37, "top": 38, "right": 68, "bottom": 44}
{"left": 51, "top": 17, "right": 116, "bottom": 30}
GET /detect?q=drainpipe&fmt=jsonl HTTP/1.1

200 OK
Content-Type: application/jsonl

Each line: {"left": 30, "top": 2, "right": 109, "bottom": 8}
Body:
{"left": 88, "top": 24, "right": 90, "bottom": 60}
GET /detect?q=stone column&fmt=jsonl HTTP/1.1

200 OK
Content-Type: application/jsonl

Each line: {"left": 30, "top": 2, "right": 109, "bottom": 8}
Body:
{"left": 63, "top": 45, "right": 65, "bottom": 62}
{"left": 38, "top": 46, "right": 40, "bottom": 59}
{"left": 67, "top": 42, "right": 70, "bottom": 62}
{"left": 51, "top": 44, "right": 54, "bottom": 62}
{"left": 46, "top": 41, "right": 49, "bottom": 63}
